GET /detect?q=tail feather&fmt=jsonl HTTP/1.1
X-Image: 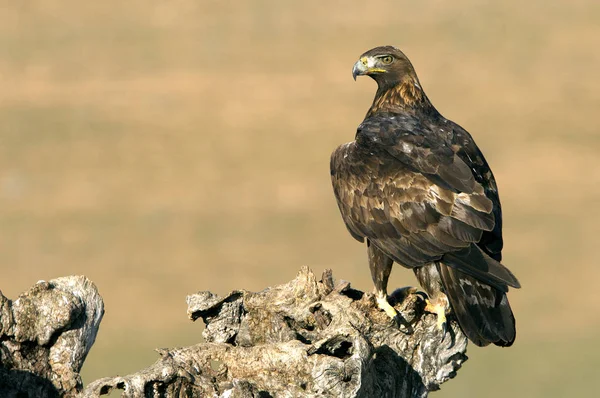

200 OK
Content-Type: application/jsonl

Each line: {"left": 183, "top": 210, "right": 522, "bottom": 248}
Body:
{"left": 438, "top": 262, "right": 516, "bottom": 347}
{"left": 443, "top": 244, "right": 521, "bottom": 292}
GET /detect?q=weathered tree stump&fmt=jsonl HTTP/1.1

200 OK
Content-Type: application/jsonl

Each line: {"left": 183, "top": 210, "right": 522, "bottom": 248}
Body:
{"left": 0, "top": 276, "right": 104, "bottom": 397}
{"left": 1, "top": 267, "right": 468, "bottom": 397}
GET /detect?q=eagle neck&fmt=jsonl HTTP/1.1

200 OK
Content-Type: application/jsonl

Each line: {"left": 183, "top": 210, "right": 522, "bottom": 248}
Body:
{"left": 366, "top": 77, "right": 432, "bottom": 118}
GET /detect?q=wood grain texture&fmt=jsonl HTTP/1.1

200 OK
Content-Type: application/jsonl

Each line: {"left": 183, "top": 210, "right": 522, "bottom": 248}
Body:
{"left": 1, "top": 268, "right": 467, "bottom": 397}
{"left": 0, "top": 276, "right": 104, "bottom": 397}
{"left": 83, "top": 267, "right": 466, "bottom": 397}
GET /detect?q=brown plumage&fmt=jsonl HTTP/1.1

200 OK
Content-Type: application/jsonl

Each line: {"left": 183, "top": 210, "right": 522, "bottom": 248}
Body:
{"left": 331, "top": 46, "right": 520, "bottom": 347}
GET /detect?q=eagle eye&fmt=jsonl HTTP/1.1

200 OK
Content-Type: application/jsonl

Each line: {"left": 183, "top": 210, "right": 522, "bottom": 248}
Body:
{"left": 381, "top": 55, "right": 393, "bottom": 65}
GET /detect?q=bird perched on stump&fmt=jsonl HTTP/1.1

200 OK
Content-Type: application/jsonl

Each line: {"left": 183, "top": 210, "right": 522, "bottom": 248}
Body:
{"left": 330, "top": 46, "right": 520, "bottom": 347}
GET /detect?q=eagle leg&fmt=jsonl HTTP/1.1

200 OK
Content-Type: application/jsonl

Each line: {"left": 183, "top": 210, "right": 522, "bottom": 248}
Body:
{"left": 367, "top": 241, "right": 405, "bottom": 325}
{"left": 424, "top": 296, "right": 449, "bottom": 340}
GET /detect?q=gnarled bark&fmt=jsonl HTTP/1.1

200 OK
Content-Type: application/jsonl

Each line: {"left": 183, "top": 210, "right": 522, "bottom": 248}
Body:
{"left": 1, "top": 267, "right": 468, "bottom": 398}
{"left": 84, "top": 267, "right": 467, "bottom": 397}
{"left": 0, "top": 276, "right": 104, "bottom": 397}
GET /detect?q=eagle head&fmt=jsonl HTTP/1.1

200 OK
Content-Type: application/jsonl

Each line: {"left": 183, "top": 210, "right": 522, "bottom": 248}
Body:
{"left": 352, "top": 46, "right": 417, "bottom": 88}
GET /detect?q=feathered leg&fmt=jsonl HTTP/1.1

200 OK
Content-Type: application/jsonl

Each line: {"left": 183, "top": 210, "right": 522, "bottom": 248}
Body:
{"left": 367, "top": 241, "right": 398, "bottom": 320}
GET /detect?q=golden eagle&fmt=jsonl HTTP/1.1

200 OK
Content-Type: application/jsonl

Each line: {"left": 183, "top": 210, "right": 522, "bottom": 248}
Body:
{"left": 330, "top": 46, "right": 520, "bottom": 346}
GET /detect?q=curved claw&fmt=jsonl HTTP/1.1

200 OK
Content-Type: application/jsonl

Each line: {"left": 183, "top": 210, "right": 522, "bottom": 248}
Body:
{"left": 375, "top": 294, "right": 413, "bottom": 333}
{"left": 394, "top": 313, "right": 414, "bottom": 334}
{"left": 440, "top": 320, "right": 448, "bottom": 342}
{"left": 376, "top": 295, "right": 398, "bottom": 320}
{"left": 425, "top": 298, "right": 448, "bottom": 341}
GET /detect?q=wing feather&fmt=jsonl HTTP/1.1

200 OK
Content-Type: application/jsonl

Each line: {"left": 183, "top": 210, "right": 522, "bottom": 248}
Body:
{"left": 331, "top": 112, "right": 510, "bottom": 273}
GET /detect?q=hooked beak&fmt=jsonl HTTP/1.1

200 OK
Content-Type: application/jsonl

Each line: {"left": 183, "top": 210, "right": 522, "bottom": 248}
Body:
{"left": 352, "top": 59, "right": 367, "bottom": 81}
{"left": 352, "top": 56, "right": 386, "bottom": 81}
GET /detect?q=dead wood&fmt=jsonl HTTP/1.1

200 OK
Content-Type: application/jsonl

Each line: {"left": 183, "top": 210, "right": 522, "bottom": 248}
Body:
{"left": 0, "top": 276, "right": 104, "bottom": 397}
{"left": 1, "top": 267, "right": 468, "bottom": 397}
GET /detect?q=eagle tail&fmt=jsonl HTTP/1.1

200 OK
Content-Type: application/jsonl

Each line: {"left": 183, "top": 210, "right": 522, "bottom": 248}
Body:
{"left": 438, "top": 262, "right": 516, "bottom": 347}
{"left": 443, "top": 245, "right": 521, "bottom": 292}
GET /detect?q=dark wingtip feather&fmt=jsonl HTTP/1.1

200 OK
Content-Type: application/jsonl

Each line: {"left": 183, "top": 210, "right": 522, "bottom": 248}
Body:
{"left": 443, "top": 244, "right": 521, "bottom": 290}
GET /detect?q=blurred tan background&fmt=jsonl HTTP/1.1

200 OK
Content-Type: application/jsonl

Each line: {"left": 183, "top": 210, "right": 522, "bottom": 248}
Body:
{"left": 1, "top": 0, "right": 599, "bottom": 396}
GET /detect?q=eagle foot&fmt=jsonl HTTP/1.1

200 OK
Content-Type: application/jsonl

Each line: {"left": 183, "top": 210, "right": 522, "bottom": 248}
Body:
{"left": 376, "top": 295, "right": 398, "bottom": 319}
{"left": 376, "top": 293, "right": 413, "bottom": 333}
{"left": 424, "top": 297, "right": 449, "bottom": 341}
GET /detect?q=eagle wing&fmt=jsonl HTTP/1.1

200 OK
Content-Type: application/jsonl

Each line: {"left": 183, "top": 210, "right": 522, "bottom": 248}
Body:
{"left": 331, "top": 113, "right": 519, "bottom": 290}
{"left": 449, "top": 122, "right": 504, "bottom": 261}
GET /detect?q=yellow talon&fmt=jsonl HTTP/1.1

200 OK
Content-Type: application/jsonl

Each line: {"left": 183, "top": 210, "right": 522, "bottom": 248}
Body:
{"left": 424, "top": 298, "right": 449, "bottom": 335}
{"left": 376, "top": 294, "right": 398, "bottom": 320}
